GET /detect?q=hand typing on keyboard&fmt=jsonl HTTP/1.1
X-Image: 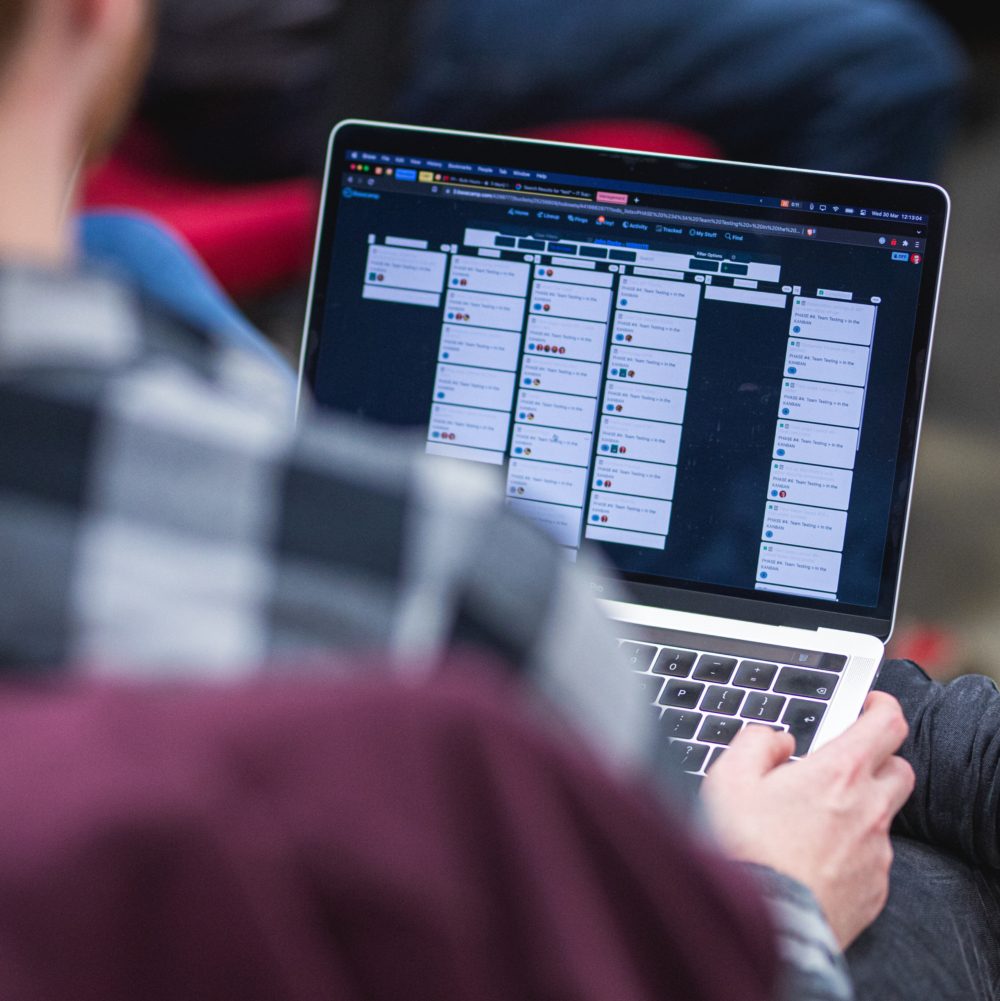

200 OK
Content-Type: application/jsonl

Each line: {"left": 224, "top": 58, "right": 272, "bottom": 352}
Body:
{"left": 699, "top": 691, "right": 914, "bottom": 948}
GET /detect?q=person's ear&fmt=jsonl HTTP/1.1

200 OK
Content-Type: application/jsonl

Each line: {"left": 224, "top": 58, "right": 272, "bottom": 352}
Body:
{"left": 59, "top": 0, "right": 132, "bottom": 102}
{"left": 67, "top": 0, "right": 146, "bottom": 57}
{"left": 75, "top": 0, "right": 152, "bottom": 163}
{"left": 66, "top": 0, "right": 110, "bottom": 40}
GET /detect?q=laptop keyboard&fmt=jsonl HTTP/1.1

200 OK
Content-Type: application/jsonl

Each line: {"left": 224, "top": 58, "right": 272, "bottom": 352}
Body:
{"left": 618, "top": 630, "right": 847, "bottom": 779}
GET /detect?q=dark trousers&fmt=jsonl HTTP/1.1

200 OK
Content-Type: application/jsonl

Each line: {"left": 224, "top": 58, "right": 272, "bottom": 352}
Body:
{"left": 847, "top": 661, "right": 1000, "bottom": 1000}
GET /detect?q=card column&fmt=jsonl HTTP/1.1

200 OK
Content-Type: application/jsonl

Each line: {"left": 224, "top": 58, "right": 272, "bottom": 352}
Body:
{"left": 505, "top": 264, "right": 613, "bottom": 551}
{"left": 426, "top": 253, "right": 530, "bottom": 465}
{"left": 757, "top": 295, "right": 878, "bottom": 599}
{"left": 586, "top": 273, "right": 700, "bottom": 550}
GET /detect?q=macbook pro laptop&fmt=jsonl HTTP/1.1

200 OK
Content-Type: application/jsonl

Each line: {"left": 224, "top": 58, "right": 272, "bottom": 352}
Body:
{"left": 298, "top": 120, "right": 950, "bottom": 775}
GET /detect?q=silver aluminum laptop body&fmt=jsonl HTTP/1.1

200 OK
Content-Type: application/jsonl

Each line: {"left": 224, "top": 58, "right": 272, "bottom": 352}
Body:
{"left": 299, "top": 120, "right": 950, "bottom": 761}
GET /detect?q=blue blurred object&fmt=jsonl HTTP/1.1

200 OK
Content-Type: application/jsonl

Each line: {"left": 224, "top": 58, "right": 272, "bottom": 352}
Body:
{"left": 78, "top": 210, "right": 296, "bottom": 380}
{"left": 401, "top": 0, "right": 968, "bottom": 182}
{"left": 141, "top": 0, "right": 968, "bottom": 183}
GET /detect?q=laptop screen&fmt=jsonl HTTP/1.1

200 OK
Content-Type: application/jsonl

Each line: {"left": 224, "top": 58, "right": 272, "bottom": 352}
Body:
{"left": 301, "top": 122, "right": 949, "bottom": 635}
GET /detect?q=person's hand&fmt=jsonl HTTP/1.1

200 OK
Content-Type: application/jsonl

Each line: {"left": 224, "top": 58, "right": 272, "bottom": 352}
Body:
{"left": 700, "top": 691, "right": 915, "bottom": 947}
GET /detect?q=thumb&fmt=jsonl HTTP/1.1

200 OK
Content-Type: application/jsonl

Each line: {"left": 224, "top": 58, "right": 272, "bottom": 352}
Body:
{"left": 717, "top": 724, "right": 795, "bottom": 779}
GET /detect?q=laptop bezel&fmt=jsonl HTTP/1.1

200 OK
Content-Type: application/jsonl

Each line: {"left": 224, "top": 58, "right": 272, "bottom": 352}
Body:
{"left": 300, "top": 119, "right": 951, "bottom": 643}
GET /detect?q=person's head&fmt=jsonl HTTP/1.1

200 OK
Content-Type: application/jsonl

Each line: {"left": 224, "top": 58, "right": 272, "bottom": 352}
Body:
{"left": 0, "top": 0, "right": 154, "bottom": 162}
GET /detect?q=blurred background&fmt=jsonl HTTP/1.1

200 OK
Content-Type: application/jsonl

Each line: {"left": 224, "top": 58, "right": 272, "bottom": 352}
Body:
{"left": 87, "top": 3, "right": 1000, "bottom": 684}
{"left": 881, "top": 18, "right": 1000, "bottom": 682}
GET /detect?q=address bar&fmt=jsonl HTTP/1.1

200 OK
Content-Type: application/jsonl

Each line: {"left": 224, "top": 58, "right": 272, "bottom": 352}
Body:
{"left": 446, "top": 185, "right": 804, "bottom": 237}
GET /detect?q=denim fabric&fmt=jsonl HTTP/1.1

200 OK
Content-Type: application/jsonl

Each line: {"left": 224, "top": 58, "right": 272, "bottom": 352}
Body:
{"left": 841, "top": 659, "right": 1000, "bottom": 1000}
{"left": 848, "top": 836, "right": 1000, "bottom": 1000}
{"left": 878, "top": 659, "right": 1000, "bottom": 871}
{"left": 399, "top": 0, "right": 968, "bottom": 180}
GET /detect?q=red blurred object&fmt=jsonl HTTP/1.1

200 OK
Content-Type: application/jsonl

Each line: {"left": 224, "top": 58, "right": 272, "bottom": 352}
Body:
{"left": 83, "top": 120, "right": 720, "bottom": 298}
{"left": 886, "top": 623, "right": 959, "bottom": 678}
{"left": 83, "top": 129, "right": 320, "bottom": 299}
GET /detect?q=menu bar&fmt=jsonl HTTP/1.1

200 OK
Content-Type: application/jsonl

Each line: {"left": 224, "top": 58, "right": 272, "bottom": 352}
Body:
{"left": 347, "top": 150, "right": 929, "bottom": 225}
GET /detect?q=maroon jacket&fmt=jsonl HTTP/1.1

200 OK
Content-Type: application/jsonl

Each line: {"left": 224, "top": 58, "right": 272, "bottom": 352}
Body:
{"left": 0, "top": 663, "right": 778, "bottom": 1001}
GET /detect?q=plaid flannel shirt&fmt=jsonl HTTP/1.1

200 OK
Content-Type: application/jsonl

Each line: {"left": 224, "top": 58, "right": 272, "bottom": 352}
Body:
{"left": 0, "top": 262, "right": 850, "bottom": 1001}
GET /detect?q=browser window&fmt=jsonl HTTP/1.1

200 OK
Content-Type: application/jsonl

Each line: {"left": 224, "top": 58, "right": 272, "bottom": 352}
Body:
{"left": 310, "top": 147, "right": 932, "bottom": 610}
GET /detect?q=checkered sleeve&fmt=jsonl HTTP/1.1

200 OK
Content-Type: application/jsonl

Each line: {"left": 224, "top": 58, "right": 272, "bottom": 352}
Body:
{"left": 270, "top": 410, "right": 657, "bottom": 775}
{"left": 0, "top": 265, "right": 654, "bottom": 777}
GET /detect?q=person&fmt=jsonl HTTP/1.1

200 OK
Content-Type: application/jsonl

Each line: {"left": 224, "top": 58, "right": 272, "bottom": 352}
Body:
{"left": 0, "top": 1, "right": 997, "bottom": 998}
{"left": 139, "top": 0, "right": 968, "bottom": 183}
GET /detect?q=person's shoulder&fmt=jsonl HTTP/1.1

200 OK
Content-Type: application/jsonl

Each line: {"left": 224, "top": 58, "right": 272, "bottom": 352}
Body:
{"left": 0, "top": 265, "right": 144, "bottom": 376}
{"left": 0, "top": 259, "right": 581, "bottom": 670}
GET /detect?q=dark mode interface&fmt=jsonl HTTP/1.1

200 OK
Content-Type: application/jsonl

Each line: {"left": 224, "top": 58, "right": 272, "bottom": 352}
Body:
{"left": 311, "top": 148, "right": 932, "bottom": 610}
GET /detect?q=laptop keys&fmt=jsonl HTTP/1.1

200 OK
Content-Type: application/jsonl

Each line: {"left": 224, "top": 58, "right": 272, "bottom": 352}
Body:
{"left": 615, "top": 631, "right": 845, "bottom": 773}
{"left": 782, "top": 699, "right": 828, "bottom": 755}
{"left": 633, "top": 673, "right": 666, "bottom": 702}
{"left": 733, "top": 660, "right": 778, "bottom": 690}
{"left": 653, "top": 648, "right": 697, "bottom": 678}
{"left": 740, "top": 692, "right": 786, "bottom": 722}
{"left": 620, "top": 641, "right": 657, "bottom": 671}
{"left": 661, "top": 680, "right": 705, "bottom": 710}
{"left": 660, "top": 708, "right": 702, "bottom": 740}
{"left": 697, "top": 715, "right": 744, "bottom": 746}
{"left": 774, "top": 667, "right": 839, "bottom": 701}
{"left": 666, "top": 740, "right": 709, "bottom": 772}
{"left": 692, "top": 655, "right": 738, "bottom": 684}
{"left": 699, "top": 685, "right": 745, "bottom": 716}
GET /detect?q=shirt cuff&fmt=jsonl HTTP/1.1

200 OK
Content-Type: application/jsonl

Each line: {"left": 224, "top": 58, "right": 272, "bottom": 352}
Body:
{"left": 743, "top": 863, "right": 854, "bottom": 1001}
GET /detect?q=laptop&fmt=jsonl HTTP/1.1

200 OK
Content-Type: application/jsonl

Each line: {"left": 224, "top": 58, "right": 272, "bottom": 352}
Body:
{"left": 297, "top": 119, "right": 950, "bottom": 775}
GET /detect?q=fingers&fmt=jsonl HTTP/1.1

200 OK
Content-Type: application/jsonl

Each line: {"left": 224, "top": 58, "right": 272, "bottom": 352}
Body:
{"left": 713, "top": 723, "right": 795, "bottom": 779}
{"left": 816, "top": 691, "right": 909, "bottom": 772}
{"left": 873, "top": 753, "right": 916, "bottom": 817}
